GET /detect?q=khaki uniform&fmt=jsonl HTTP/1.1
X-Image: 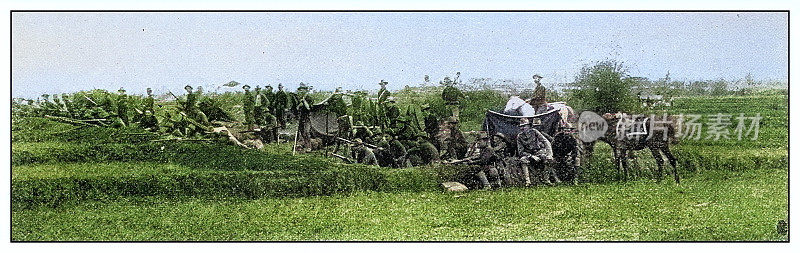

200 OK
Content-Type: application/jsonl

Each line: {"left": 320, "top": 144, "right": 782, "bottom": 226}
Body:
{"left": 517, "top": 125, "right": 558, "bottom": 185}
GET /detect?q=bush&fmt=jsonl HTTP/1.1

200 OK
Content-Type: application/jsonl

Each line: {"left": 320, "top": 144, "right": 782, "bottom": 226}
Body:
{"left": 568, "top": 60, "right": 641, "bottom": 114}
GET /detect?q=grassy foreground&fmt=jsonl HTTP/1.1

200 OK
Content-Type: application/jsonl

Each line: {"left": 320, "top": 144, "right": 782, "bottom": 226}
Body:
{"left": 12, "top": 167, "right": 787, "bottom": 241}
{"left": 11, "top": 93, "right": 789, "bottom": 241}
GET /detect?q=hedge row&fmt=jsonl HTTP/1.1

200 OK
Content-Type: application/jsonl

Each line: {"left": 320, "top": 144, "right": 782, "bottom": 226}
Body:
{"left": 12, "top": 162, "right": 393, "bottom": 210}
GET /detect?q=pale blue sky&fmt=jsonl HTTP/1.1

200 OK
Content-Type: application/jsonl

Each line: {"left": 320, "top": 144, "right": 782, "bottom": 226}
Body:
{"left": 11, "top": 12, "right": 788, "bottom": 98}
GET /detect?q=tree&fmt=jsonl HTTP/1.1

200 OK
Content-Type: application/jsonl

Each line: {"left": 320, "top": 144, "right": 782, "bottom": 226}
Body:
{"left": 568, "top": 60, "right": 641, "bottom": 114}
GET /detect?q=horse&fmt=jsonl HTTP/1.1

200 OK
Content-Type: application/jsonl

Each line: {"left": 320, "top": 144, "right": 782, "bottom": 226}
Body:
{"left": 582, "top": 113, "right": 680, "bottom": 183}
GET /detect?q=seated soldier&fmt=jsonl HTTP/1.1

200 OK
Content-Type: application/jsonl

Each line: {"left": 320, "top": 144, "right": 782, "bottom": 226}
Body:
{"left": 350, "top": 138, "right": 379, "bottom": 166}
{"left": 454, "top": 132, "right": 501, "bottom": 190}
{"left": 407, "top": 135, "right": 441, "bottom": 166}
{"left": 516, "top": 117, "right": 558, "bottom": 186}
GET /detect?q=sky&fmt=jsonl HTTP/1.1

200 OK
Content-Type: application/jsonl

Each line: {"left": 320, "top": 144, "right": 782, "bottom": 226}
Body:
{"left": 11, "top": 12, "right": 789, "bottom": 98}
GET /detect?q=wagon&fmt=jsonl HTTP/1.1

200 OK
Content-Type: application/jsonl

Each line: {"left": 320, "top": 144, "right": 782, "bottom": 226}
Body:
{"left": 482, "top": 102, "right": 582, "bottom": 184}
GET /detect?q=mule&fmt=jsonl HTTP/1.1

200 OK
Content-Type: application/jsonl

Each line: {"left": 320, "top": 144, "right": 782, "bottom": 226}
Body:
{"left": 583, "top": 113, "right": 680, "bottom": 183}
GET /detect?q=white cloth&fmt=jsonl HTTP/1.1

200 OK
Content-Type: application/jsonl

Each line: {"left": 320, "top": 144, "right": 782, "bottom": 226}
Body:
{"left": 503, "top": 96, "right": 537, "bottom": 116}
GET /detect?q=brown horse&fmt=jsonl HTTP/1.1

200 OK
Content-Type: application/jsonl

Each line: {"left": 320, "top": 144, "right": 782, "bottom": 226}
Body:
{"left": 583, "top": 113, "right": 680, "bottom": 183}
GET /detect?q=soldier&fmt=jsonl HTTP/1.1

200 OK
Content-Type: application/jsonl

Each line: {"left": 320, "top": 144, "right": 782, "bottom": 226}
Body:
{"left": 441, "top": 76, "right": 465, "bottom": 119}
{"left": 393, "top": 116, "right": 421, "bottom": 141}
{"left": 259, "top": 107, "right": 279, "bottom": 143}
{"left": 242, "top": 85, "right": 256, "bottom": 125}
{"left": 139, "top": 109, "right": 159, "bottom": 131}
{"left": 388, "top": 135, "right": 409, "bottom": 168}
{"left": 273, "top": 84, "right": 289, "bottom": 128}
{"left": 351, "top": 138, "right": 379, "bottom": 166}
{"left": 116, "top": 88, "right": 130, "bottom": 127}
{"left": 253, "top": 86, "right": 264, "bottom": 125}
{"left": 421, "top": 104, "right": 439, "bottom": 140}
{"left": 184, "top": 85, "right": 210, "bottom": 126}
{"left": 375, "top": 133, "right": 392, "bottom": 167}
{"left": 516, "top": 118, "right": 558, "bottom": 186}
{"left": 264, "top": 84, "right": 275, "bottom": 101}
{"left": 437, "top": 116, "right": 467, "bottom": 160}
{"left": 490, "top": 133, "right": 512, "bottom": 185}
{"left": 163, "top": 111, "right": 188, "bottom": 137}
{"left": 144, "top": 88, "right": 156, "bottom": 113}
{"left": 337, "top": 115, "right": 354, "bottom": 140}
{"left": 351, "top": 120, "right": 374, "bottom": 142}
{"left": 384, "top": 99, "right": 400, "bottom": 128}
{"left": 528, "top": 75, "right": 554, "bottom": 114}
{"left": 348, "top": 90, "right": 368, "bottom": 122}
{"left": 377, "top": 80, "right": 391, "bottom": 104}
{"left": 407, "top": 136, "right": 440, "bottom": 166}
{"left": 452, "top": 132, "right": 502, "bottom": 190}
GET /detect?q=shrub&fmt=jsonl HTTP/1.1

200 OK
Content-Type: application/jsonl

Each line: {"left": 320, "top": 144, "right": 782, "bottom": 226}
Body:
{"left": 567, "top": 60, "right": 641, "bottom": 114}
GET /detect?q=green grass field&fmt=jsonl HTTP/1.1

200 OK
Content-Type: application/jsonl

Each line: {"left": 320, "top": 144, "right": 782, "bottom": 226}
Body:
{"left": 10, "top": 92, "right": 789, "bottom": 241}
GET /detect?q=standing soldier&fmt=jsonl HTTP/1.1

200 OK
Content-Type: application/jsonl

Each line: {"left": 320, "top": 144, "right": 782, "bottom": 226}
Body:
{"left": 337, "top": 115, "right": 354, "bottom": 140}
{"left": 264, "top": 84, "right": 275, "bottom": 102}
{"left": 377, "top": 80, "right": 391, "bottom": 104}
{"left": 144, "top": 88, "right": 156, "bottom": 113}
{"left": 348, "top": 90, "right": 367, "bottom": 122}
{"left": 384, "top": 99, "right": 400, "bottom": 128}
{"left": 116, "top": 88, "right": 130, "bottom": 127}
{"left": 441, "top": 76, "right": 465, "bottom": 119}
{"left": 421, "top": 104, "right": 439, "bottom": 141}
{"left": 242, "top": 84, "right": 255, "bottom": 126}
{"left": 528, "top": 75, "right": 553, "bottom": 114}
{"left": 350, "top": 138, "right": 379, "bottom": 166}
{"left": 516, "top": 118, "right": 558, "bottom": 186}
{"left": 273, "top": 84, "right": 289, "bottom": 128}
{"left": 253, "top": 86, "right": 264, "bottom": 125}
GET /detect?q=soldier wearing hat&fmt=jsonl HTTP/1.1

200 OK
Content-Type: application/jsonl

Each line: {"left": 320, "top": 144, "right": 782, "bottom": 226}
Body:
{"left": 528, "top": 75, "right": 554, "bottom": 114}
{"left": 273, "top": 84, "right": 288, "bottom": 128}
{"left": 115, "top": 87, "right": 130, "bottom": 127}
{"left": 350, "top": 138, "right": 379, "bottom": 166}
{"left": 516, "top": 117, "right": 558, "bottom": 186}
{"left": 437, "top": 116, "right": 468, "bottom": 160}
{"left": 421, "top": 104, "right": 439, "bottom": 140}
{"left": 242, "top": 84, "right": 255, "bottom": 126}
{"left": 453, "top": 131, "right": 502, "bottom": 189}
{"left": 182, "top": 85, "right": 210, "bottom": 127}
{"left": 441, "top": 77, "right": 465, "bottom": 119}
{"left": 144, "top": 88, "right": 155, "bottom": 114}
{"left": 377, "top": 80, "right": 391, "bottom": 104}
{"left": 387, "top": 135, "right": 410, "bottom": 168}
{"left": 407, "top": 135, "right": 441, "bottom": 166}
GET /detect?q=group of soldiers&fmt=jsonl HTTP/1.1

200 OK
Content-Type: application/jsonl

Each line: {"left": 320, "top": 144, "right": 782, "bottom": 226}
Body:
{"left": 325, "top": 74, "right": 572, "bottom": 190}
{"left": 450, "top": 75, "right": 577, "bottom": 189}
{"left": 321, "top": 76, "right": 468, "bottom": 170}
{"left": 14, "top": 73, "right": 574, "bottom": 190}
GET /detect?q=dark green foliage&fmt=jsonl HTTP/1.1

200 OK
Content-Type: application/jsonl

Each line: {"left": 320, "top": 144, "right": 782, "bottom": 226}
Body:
{"left": 568, "top": 60, "right": 641, "bottom": 114}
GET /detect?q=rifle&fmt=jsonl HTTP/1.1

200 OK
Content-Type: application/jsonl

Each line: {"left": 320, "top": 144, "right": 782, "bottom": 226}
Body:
{"left": 151, "top": 138, "right": 213, "bottom": 142}
{"left": 82, "top": 94, "right": 98, "bottom": 106}
{"left": 443, "top": 157, "right": 475, "bottom": 164}
{"left": 44, "top": 115, "right": 98, "bottom": 127}
{"left": 168, "top": 91, "right": 186, "bottom": 110}
{"left": 336, "top": 137, "right": 383, "bottom": 151}
{"left": 331, "top": 153, "right": 354, "bottom": 164}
